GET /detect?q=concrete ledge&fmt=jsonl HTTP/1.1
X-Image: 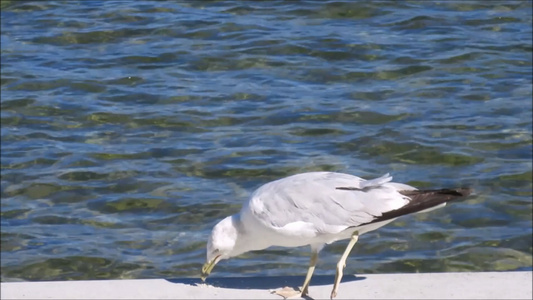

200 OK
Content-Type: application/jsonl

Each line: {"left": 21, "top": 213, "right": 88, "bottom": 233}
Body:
{"left": 1, "top": 271, "right": 532, "bottom": 299}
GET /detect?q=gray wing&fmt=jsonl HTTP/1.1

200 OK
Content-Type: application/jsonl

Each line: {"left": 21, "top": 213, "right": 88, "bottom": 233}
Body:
{"left": 243, "top": 172, "right": 413, "bottom": 235}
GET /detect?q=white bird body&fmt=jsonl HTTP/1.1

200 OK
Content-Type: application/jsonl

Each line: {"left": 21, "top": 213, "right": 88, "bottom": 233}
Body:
{"left": 201, "top": 171, "right": 471, "bottom": 299}
{"left": 238, "top": 172, "right": 413, "bottom": 251}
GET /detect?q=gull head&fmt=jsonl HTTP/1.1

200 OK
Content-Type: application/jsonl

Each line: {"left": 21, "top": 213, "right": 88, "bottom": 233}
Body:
{"left": 201, "top": 215, "right": 239, "bottom": 281}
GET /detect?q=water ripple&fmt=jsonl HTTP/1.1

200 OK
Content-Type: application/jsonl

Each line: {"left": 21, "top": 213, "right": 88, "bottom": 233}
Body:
{"left": 1, "top": 0, "right": 531, "bottom": 282}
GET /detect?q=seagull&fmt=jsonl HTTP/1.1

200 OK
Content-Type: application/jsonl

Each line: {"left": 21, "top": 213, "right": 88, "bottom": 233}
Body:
{"left": 200, "top": 172, "right": 471, "bottom": 299}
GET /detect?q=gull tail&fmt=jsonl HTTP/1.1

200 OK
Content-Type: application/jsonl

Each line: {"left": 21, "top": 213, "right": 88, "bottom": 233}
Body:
{"left": 368, "top": 188, "right": 472, "bottom": 224}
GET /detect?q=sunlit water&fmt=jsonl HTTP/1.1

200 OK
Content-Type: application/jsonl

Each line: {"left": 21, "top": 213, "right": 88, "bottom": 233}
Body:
{"left": 1, "top": 1, "right": 532, "bottom": 282}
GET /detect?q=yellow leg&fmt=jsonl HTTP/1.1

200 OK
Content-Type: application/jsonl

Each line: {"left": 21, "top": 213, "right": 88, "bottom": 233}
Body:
{"left": 330, "top": 233, "right": 359, "bottom": 299}
{"left": 300, "top": 251, "right": 318, "bottom": 296}
{"left": 271, "top": 250, "right": 319, "bottom": 299}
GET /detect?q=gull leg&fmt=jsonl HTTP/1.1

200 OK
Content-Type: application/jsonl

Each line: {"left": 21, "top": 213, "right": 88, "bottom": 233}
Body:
{"left": 330, "top": 233, "right": 359, "bottom": 299}
{"left": 300, "top": 250, "right": 318, "bottom": 296}
{"left": 271, "top": 250, "right": 319, "bottom": 299}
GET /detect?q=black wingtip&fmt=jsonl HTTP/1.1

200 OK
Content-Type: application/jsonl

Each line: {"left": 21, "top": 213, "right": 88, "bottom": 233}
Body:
{"left": 399, "top": 187, "right": 473, "bottom": 200}
{"left": 359, "top": 187, "right": 473, "bottom": 227}
{"left": 456, "top": 188, "right": 473, "bottom": 197}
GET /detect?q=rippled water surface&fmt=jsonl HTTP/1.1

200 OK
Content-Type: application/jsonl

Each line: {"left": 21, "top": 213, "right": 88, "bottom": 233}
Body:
{"left": 1, "top": 1, "right": 532, "bottom": 282}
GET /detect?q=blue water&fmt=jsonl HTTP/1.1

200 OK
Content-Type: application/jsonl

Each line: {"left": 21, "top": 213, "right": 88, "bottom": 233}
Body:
{"left": 1, "top": 1, "right": 531, "bottom": 282}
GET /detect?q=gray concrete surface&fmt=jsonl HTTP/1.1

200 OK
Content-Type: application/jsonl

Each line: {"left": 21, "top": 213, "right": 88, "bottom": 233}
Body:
{"left": 1, "top": 271, "right": 532, "bottom": 299}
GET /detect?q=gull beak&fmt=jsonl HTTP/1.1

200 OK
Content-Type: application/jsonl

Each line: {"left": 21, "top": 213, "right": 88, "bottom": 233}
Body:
{"left": 201, "top": 255, "right": 221, "bottom": 281}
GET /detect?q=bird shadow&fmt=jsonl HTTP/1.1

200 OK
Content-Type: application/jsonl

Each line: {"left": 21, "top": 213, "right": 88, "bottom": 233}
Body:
{"left": 166, "top": 274, "right": 366, "bottom": 290}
